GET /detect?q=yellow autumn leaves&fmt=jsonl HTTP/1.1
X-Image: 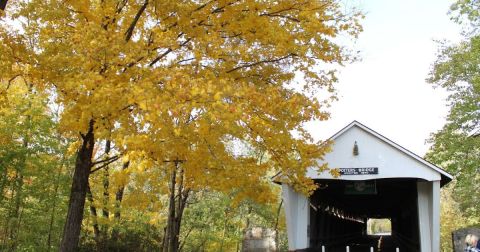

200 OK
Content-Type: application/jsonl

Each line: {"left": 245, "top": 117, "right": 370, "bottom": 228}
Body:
{"left": 0, "top": 0, "right": 362, "bottom": 202}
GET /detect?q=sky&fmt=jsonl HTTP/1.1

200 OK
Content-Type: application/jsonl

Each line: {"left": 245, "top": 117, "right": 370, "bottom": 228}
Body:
{"left": 306, "top": 0, "right": 463, "bottom": 156}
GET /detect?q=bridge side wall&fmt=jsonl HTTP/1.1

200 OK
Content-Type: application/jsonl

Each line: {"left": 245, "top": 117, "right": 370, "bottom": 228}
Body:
{"left": 282, "top": 184, "right": 309, "bottom": 251}
{"left": 417, "top": 180, "right": 440, "bottom": 252}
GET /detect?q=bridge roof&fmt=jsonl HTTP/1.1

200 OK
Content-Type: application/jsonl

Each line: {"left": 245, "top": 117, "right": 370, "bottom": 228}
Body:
{"left": 306, "top": 121, "right": 453, "bottom": 186}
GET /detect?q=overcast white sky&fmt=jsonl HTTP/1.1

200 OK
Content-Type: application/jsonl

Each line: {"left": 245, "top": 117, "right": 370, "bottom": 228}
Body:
{"left": 306, "top": 0, "right": 463, "bottom": 156}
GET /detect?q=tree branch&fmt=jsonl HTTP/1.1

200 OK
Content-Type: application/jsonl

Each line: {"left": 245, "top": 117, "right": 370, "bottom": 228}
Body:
{"left": 92, "top": 155, "right": 120, "bottom": 166}
{"left": 258, "top": 5, "right": 302, "bottom": 22}
{"left": 6, "top": 74, "right": 21, "bottom": 90}
{"left": 149, "top": 48, "right": 172, "bottom": 67}
{"left": 125, "top": 0, "right": 149, "bottom": 42}
{"left": 179, "top": 226, "right": 194, "bottom": 252}
{"left": 115, "top": 0, "right": 128, "bottom": 14}
{"left": 192, "top": 0, "right": 215, "bottom": 13}
{"left": 90, "top": 156, "right": 120, "bottom": 174}
{"left": 149, "top": 38, "right": 191, "bottom": 67}
{"left": 226, "top": 53, "right": 297, "bottom": 73}
{"left": 260, "top": 13, "right": 300, "bottom": 22}
{"left": 0, "top": 0, "right": 8, "bottom": 11}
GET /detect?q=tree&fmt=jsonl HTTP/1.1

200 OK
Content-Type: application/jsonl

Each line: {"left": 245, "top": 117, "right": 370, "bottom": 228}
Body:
{"left": 439, "top": 184, "right": 470, "bottom": 251}
{"left": 0, "top": 1, "right": 362, "bottom": 251}
{"left": 426, "top": 0, "right": 480, "bottom": 233}
{"left": 427, "top": 24, "right": 480, "bottom": 220}
{"left": 0, "top": 79, "right": 72, "bottom": 251}
{"left": 179, "top": 190, "right": 287, "bottom": 252}
{"left": 0, "top": 0, "right": 7, "bottom": 11}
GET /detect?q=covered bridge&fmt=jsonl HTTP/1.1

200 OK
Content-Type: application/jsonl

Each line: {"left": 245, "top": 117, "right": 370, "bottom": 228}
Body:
{"left": 280, "top": 121, "right": 452, "bottom": 252}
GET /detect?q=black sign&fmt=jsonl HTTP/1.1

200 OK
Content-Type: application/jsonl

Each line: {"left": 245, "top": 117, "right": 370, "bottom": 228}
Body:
{"left": 345, "top": 181, "right": 377, "bottom": 195}
{"left": 339, "top": 167, "right": 378, "bottom": 175}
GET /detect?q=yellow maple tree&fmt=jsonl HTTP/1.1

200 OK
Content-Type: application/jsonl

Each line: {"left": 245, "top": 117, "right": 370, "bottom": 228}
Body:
{"left": 0, "top": 0, "right": 362, "bottom": 251}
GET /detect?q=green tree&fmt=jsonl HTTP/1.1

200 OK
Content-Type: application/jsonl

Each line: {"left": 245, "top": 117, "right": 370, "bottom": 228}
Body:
{"left": 426, "top": 0, "right": 480, "bottom": 246}
{"left": 427, "top": 29, "right": 480, "bottom": 219}
{"left": 0, "top": 79, "right": 72, "bottom": 251}
{"left": 179, "top": 190, "right": 286, "bottom": 252}
{"left": 439, "top": 184, "right": 470, "bottom": 251}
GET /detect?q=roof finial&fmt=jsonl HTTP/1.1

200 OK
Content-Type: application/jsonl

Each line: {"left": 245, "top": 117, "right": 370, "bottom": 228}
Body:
{"left": 353, "top": 141, "right": 359, "bottom": 156}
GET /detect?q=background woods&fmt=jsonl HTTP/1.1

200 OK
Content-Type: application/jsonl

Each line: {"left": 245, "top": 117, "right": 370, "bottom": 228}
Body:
{"left": 0, "top": 79, "right": 72, "bottom": 251}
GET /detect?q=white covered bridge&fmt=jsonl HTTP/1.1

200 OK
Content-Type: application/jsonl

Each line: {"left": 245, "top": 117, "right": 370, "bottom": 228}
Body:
{"left": 279, "top": 121, "right": 452, "bottom": 252}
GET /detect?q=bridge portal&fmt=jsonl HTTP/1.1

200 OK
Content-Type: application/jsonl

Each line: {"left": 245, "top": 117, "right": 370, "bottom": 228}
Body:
{"left": 280, "top": 121, "right": 452, "bottom": 252}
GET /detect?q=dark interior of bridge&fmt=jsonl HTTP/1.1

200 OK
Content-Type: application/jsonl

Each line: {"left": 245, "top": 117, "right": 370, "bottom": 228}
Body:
{"left": 309, "top": 178, "right": 420, "bottom": 252}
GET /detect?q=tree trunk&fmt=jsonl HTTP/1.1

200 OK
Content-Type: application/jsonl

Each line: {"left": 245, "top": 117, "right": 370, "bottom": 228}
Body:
{"left": 111, "top": 161, "right": 129, "bottom": 241}
{"left": 163, "top": 161, "right": 189, "bottom": 252}
{"left": 59, "top": 120, "right": 95, "bottom": 252}
{"left": 114, "top": 161, "right": 129, "bottom": 220}
{"left": 102, "top": 140, "right": 111, "bottom": 219}
{"left": 102, "top": 169, "right": 109, "bottom": 217}
{"left": 164, "top": 165, "right": 176, "bottom": 252}
{"left": 274, "top": 199, "right": 283, "bottom": 251}
{"left": 0, "top": 162, "right": 8, "bottom": 205}
{"left": 87, "top": 183, "right": 101, "bottom": 240}
{"left": 100, "top": 140, "right": 111, "bottom": 251}
{"left": 174, "top": 166, "right": 189, "bottom": 252}
{"left": 8, "top": 172, "right": 24, "bottom": 252}
{"left": 47, "top": 159, "right": 65, "bottom": 251}
{"left": 1, "top": 180, "right": 16, "bottom": 247}
{"left": 161, "top": 226, "right": 167, "bottom": 252}
{"left": 0, "top": 0, "right": 8, "bottom": 11}
{"left": 0, "top": 165, "right": 9, "bottom": 247}
{"left": 245, "top": 205, "right": 252, "bottom": 229}
{"left": 219, "top": 207, "right": 229, "bottom": 252}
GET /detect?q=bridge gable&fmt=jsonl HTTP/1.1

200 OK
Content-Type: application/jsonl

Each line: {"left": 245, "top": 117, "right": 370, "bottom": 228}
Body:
{"left": 307, "top": 121, "right": 452, "bottom": 183}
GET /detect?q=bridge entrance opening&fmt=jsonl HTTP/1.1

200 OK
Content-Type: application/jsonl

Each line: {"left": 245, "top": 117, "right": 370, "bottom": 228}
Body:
{"left": 309, "top": 178, "right": 420, "bottom": 251}
{"left": 366, "top": 218, "right": 391, "bottom": 236}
